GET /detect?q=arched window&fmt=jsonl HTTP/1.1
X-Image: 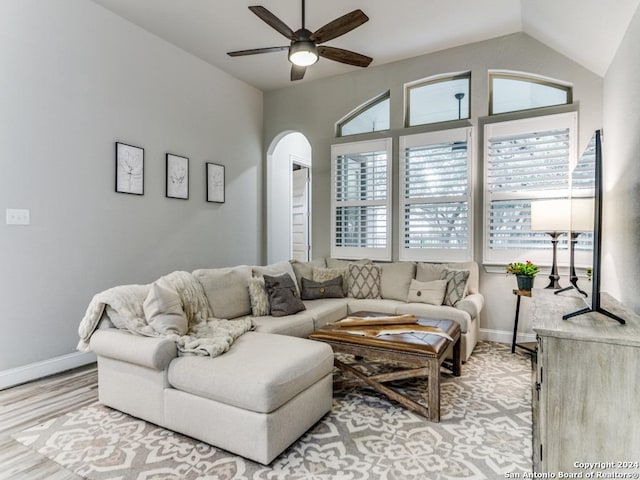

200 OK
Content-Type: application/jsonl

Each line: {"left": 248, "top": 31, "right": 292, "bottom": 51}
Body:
{"left": 489, "top": 71, "right": 572, "bottom": 115}
{"left": 405, "top": 72, "right": 471, "bottom": 127}
{"left": 337, "top": 92, "right": 390, "bottom": 137}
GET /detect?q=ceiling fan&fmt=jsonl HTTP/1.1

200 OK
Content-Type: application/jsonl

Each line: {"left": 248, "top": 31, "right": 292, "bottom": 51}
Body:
{"left": 227, "top": 0, "right": 372, "bottom": 81}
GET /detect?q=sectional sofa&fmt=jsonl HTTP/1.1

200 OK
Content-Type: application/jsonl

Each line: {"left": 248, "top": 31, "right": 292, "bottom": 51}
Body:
{"left": 85, "top": 258, "right": 483, "bottom": 464}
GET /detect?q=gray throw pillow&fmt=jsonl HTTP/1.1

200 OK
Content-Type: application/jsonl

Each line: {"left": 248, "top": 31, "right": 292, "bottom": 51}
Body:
{"left": 440, "top": 269, "right": 470, "bottom": 307}
{"left": 263, "top": 274, "right": 306, "bottom": 317}
{"left": 301, "top": 276, "right": 344, "bottom": 300}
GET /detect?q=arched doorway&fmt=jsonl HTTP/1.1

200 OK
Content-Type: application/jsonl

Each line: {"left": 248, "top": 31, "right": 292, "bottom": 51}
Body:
{"left": 267, "top": 131, "right": 312, "bottom": 263}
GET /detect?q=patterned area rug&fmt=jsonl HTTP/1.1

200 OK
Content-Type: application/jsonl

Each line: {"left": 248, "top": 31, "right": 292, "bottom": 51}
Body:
{"left": 13, "top": 342, "right": 532, "bottom": 480}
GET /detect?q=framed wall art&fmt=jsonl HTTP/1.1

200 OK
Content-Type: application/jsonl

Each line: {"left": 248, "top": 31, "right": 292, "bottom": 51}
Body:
{"left": 206, "top": 163, "right": 225, "bottom": 203}
{"left": 166, "top": 153, "right": 189, "bottom": 200}
{"left": 115, "top": 142, "right": 144, "bottom": 195}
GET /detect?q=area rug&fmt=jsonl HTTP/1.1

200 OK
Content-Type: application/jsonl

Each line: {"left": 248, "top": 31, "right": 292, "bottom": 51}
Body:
{"left": 13, "top": 342, "right": 532, "bottom": 480}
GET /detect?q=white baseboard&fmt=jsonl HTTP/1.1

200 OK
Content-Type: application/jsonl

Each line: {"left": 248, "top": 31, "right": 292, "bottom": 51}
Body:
{"left": 479, "top": 328, "right": 536, "bottom": 345}
{"left": 0, "top": 351, "right": 97, "bottom": 391}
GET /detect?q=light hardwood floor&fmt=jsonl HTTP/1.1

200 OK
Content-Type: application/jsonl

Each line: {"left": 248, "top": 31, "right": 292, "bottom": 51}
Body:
{"left": 0, "top": 364, "right": 98, "bottom": 480}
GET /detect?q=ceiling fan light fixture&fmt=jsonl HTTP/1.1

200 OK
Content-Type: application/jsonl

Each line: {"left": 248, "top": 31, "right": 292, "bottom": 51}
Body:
{"left": 289, "top": 41, "right": 318, "bottom": 66}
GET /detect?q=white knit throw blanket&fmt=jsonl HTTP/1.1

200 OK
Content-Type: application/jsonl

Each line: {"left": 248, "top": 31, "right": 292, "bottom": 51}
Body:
{"left": 77, "top": 271, "right": 253, "bottom": 358}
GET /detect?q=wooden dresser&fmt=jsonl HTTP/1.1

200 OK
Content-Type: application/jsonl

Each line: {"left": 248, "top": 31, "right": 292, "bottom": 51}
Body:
{"left": 531, "top": 289, "right": 640, "bottom": 474}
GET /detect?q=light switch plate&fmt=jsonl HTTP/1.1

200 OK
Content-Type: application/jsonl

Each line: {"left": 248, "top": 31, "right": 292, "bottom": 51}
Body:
{"left": 6, "top": 208, "right": 30, "bottom": 225}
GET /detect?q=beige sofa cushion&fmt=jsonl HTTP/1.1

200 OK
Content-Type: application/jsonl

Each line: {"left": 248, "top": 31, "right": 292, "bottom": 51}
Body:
{"left": 251, "top": 311, "right": 316, "bottom": 338}
{"left": 167, "top": 332, "right": 333, "bottom": 414}
{"left": 290, "top": 259, "right": 326, "bottom": 291}
{"left": 416, "top": 261, "right": 480, "bottom": 295}
{"left": 375, "top": 261, "right": 415, "bottom": 301}
{"left": 302, "top": 298, "right": 349, "bottom": 329}
{"left": 448, "top": 261, "right": 479, "bottom": 294}
{"left": 347, "top": 298, "right": 404, "bottom": 315}
{"left": 325, "top": 257, "right": 371, "bottom": 269}
{"left": 193, "top": 265, "right": 252, "bottom": 319}
{"left": 253, "top": 261, "right": 299, "bottom": 294}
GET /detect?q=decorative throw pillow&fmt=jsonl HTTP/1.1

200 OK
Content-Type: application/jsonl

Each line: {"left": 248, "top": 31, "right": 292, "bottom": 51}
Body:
{"left": 247, "top": 277, "right": 270, "bottom": 317}
{"left": 301, "top": 276, "right": 344, "bottom": 300}
{"left": 407, "top": 279, "right": 448, "bottom": 305}
{"left": 143, "top": 280, "right": 188, "bottom": 335}
{"left": 347, "top": 264, "right": 381, "bottom": 299}
{"left": 325, "top": 257, "right": 371, "bottom": 269}
{"left": 313, "top": 267, "right": 348, "bottom": 295}
{"left": 440, "top": 269, "right": 471, "bottom": 307}
{"left": 416, "top": 262, "right": 447, "bottom": 283}
{"left": 263, "top": 273, "right": 306, "bottom": 317}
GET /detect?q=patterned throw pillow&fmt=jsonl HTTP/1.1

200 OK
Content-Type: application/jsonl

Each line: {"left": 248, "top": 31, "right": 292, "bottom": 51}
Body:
{"left": 301, "top": 276, "right": 344, "bottom": 300}
{"left": 347, "top": 264, "right": 381, "bottom": 299}
{"left": 247, "top": 277, "right": 270, "bottom": 317}
{"left": 313, "top": 267, "right": 348, "bottom": 295}
{"left": 406, "top": 279, "right": 448, "bottom": 305}
{"left": 263, "top": 274, "right": 306, "bottom": 317}
{"left": 440, "top": 269, "right": 470, "bottom": 307}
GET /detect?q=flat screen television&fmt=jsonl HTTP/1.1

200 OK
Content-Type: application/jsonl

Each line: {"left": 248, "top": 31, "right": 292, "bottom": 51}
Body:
{"left": 562, "top": 130, "right": 624, "bottom": 324}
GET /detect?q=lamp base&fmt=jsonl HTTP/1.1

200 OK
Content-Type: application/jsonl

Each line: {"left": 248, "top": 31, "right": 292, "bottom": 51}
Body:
{"left": 544, "top": 275, "right": 562, "bottom": 289}
{"left": 544, "top": 232, "right": 562, "bottom": 290}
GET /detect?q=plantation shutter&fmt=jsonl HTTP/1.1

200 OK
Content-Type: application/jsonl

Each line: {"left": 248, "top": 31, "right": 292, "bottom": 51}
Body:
{"left": 483, "top": 112, "right": 577, "bottom": 264}
{"left": 399, "top": 128, "right": 472, "bottom": 261}
{"left": 331, "top": 138, "right": 392, "bottom": 260}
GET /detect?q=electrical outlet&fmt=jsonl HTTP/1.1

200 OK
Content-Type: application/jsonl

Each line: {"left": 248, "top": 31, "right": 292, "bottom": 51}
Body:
{"left": 6, "top": 208, "right": 30, "bottom": 225}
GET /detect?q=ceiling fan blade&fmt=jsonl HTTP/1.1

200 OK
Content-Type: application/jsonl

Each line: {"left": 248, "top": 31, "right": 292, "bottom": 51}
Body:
{"left": 310, "top": 9, "right": 369, "bottom": 44}
{"left": 318, "top": 46, "right": 372, "bottom": 67}
{"left": 249, "top": 6, "right": 297, "bottom": 40}
{"left": 227, "top": 46, "right": 289, "bottom": 57}
{"left": 291, "top": 64, "right": 307, "bottom": 81}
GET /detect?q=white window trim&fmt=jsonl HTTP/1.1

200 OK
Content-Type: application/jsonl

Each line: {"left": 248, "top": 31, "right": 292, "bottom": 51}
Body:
{"left": 331, "top": 138, "right": 393, "bottom": 261}
{"left": 399, "top": 127, "right": 473, "bottom": 262}
{"left": 483, "top": 111, "right": 578, "bottom": 266}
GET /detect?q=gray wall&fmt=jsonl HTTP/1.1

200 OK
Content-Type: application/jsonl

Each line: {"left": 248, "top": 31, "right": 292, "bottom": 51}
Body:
{"left": 263, "top": 32, "right": 604, "bottom": 339}
{"left": 0, "top": 0, "right": 263, "bottom": 371}
{"left": 603, "top": 6, "right": 640, "bottom": 314}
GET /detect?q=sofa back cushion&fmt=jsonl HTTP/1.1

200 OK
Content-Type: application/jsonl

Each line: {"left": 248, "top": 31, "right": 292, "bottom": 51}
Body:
{"left": 416, "top": 261, "right": 479, "bottom": 295}
{"left": 290, "top": 258, "right": 326, "bottom": 291}
{"left": 193, "top": 265, "right": 252, "bottom": 319}
{"left": 448, "top": 261, "right": 479, "bottom": 294}
{"left": 253, "top": 261, "right": 299, "bottom": 294}
{"left": 375, "top": 261, "right": 415, "bottom": 301}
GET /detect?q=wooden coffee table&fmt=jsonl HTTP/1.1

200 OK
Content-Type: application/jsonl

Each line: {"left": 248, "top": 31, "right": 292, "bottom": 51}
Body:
{"left": 309, "top": 311, "right": 461, "bottom": 422}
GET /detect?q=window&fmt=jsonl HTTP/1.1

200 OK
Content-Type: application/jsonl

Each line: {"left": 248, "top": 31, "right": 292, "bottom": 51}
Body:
{"left": 483, "top": 112, "right": 577, "bottom": 265}
{"left": 331, "top": 139, "right": 392, "bottom": 260}
{"left": 337, "top": 92, "right": 390, "bottom": 137}
{"left": 399, "top": 127, "right": 473, "bottom": 262}
{"left": 406, "top": 72, "right": 470, "bottom": 127}
{"left": 490, "top": 72, "right": 572, "bottom": 115}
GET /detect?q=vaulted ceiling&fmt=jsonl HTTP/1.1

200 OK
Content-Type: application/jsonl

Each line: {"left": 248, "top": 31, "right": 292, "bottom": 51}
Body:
{"left": 90, "top": 0, "right": 640, "bottom": 91}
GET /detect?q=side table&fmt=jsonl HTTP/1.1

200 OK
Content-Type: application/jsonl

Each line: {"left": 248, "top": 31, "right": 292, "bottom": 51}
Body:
{"left": 511, "top": 289, "right": 536, "bottom": 354}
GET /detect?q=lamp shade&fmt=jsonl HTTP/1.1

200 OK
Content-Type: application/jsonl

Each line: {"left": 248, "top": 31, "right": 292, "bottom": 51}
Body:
{"left": 530, "top": 199, "right": 570, "bottom": 232}
{"left": 570, "top": 198, "right": 594, "bottom": 232}
{"left": 289, "top": 41, "right": 318, "bottom": 66}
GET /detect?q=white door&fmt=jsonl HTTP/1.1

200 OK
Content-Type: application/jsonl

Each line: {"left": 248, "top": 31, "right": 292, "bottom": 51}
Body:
{"left": 291, "top": 166, "right": 309, "bottom": 261}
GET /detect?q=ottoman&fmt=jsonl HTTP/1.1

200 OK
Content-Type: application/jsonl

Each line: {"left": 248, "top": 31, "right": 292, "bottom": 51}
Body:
{"left": 164, "top": 331, "right": 334, "bottom": 464}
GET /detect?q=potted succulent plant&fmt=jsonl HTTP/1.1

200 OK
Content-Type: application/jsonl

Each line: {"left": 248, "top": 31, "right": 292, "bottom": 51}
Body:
{"left": 506, "top": 260, "right": 540, "bottom": 291}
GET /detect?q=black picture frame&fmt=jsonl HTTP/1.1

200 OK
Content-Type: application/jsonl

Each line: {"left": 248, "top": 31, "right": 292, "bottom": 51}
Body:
{"left": 115, "top": 142, "right": 144, "bottom": 195}
{"left": 206, "top": 163, "right": 225, "bottom": 203}
{"left": 166, "top": 153, "right": 189, "bottom": 200}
